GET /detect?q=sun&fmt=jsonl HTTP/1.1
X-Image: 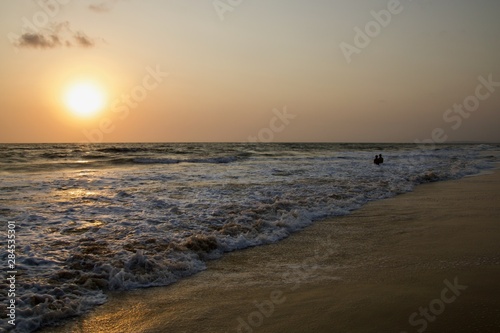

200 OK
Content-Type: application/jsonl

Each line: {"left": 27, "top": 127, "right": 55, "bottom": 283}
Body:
{"left": 64, "top": 82, "right": 106, "bottom": 117}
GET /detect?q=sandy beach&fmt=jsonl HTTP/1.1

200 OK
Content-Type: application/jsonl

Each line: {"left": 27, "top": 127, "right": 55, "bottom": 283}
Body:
{"left": 46, "top": 169, "right": 500, "bottom": 333}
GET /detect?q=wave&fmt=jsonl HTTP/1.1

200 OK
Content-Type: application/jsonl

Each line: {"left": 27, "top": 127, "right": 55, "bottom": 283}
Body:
{"left": 103, "top": 155, "right": 242, "bottom": 166}
{"left": 40, "top": 152, "right": 69, "bottom": 159}
{"left": 0, "top": 153, "right": 247, "bottom": 173}
{"left": 133, "top": 156, "right": 239, "bottom": 165}
{"left": 96, "top": 147, "right": 148, "bottom": 154}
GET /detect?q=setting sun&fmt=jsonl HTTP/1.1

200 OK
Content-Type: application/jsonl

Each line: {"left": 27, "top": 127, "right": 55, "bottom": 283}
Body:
{"left": 64, "top": 82, "right": 106, "bottom": 117}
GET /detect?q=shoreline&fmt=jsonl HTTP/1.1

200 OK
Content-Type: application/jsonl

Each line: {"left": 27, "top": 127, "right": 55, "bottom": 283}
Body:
{"left": 44, "top": 169, "right": 500, "bottom": 333}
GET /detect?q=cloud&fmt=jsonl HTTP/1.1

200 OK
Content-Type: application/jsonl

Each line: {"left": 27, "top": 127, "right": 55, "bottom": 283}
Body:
{"left": 88, "top": 0, "right": 123, "bottom": 13}
{"left": 73, "top": 32, "right": 95, "bottom": 48}
{"left": 17, "top": 33, "right": 62, "bottom": 49}
{"left": 13, "top": 22, "right": 96, "bottom": 49}
{"left": 88, "top": 3, "right": 112, "bottom": 13}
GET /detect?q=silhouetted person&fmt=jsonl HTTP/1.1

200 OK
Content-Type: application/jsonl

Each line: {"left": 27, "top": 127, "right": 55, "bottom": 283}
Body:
{"left": 374, "top": 155, "right": 380, "bottom": 165}
{"left": 379, "top": 154, "right": 384, "bottom": 164}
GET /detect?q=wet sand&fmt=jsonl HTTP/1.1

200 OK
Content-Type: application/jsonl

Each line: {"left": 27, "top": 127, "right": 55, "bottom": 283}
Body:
{"left": 46, "top": 170, "right": 500, "bottom": 333}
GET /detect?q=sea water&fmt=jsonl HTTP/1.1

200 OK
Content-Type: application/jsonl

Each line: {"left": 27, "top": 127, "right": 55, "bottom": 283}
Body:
{"left": 0, "top": 143, "right": 497, "bottom": 332}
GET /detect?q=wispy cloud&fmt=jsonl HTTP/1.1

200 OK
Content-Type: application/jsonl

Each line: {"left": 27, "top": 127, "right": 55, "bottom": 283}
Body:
{"left": 14, "top": 22, "right": 96, "bottom": 49}
{"left": 17, "top": 33, "right": 61, "bottom": 49}
{"left": 88, "top": 0, "right": 123, "bottom": 13}
{"left": 73, "top": 32, "right": 95, "bottom": 48}
{"left": 88, "top": 3, "right": 112, "bottom": 13}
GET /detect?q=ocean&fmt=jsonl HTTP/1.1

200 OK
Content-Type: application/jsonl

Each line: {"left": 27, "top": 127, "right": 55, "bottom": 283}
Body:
{"left": 0, "top": 142, "right": 497, "bottom": 332}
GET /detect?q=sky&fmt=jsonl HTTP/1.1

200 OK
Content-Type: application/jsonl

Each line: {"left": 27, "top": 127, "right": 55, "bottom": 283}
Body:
{"left": 0, "top": 0, "right": 499, "bottom": 143}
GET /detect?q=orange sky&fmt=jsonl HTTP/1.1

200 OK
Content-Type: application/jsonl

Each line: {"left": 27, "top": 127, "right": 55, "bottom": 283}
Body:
{"left": 1, "top": 0, "right": 499, "bottom": 143}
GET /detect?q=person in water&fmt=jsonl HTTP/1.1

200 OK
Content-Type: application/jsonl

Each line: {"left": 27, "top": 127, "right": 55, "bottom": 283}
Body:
{"left": 374, "top": 154, "right": 384, "bottom": 165}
